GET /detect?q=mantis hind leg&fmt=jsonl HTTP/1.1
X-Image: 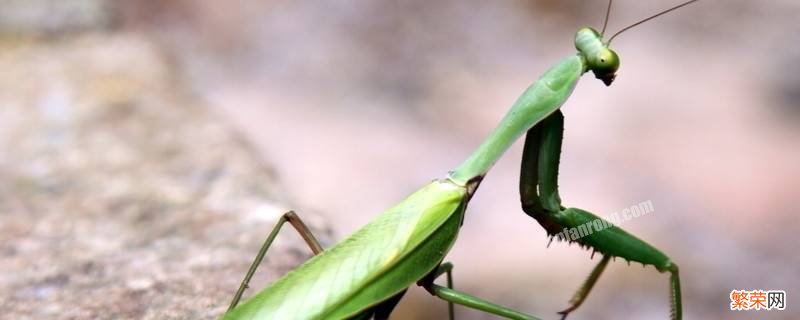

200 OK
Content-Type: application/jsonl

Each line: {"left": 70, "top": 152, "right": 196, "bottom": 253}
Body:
{"left": 520, "top": 111, "right": 682, "bottom": 320}
{"left": 226, "top": 210, "right": 324, "bottom": 312}
{"left": 420, "top": 262, "right": 542, "bottom": 320}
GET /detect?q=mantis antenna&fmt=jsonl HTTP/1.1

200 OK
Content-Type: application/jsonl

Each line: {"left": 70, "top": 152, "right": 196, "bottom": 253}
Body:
{"left": 600, "top": 0, "right": 613, "bottom": 36}
{"left": 607, "top": 0, "right": 700, "bottom": 44}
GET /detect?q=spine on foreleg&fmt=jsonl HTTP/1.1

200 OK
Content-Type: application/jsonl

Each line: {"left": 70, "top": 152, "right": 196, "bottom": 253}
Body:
{"left": 550, "top": 208, "right": 673, "bottom": 271}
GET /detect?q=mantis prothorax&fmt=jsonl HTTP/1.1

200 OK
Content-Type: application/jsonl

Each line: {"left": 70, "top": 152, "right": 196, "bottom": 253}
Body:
{"left": 222, "top": 1, "right": 699, "bottom": 319}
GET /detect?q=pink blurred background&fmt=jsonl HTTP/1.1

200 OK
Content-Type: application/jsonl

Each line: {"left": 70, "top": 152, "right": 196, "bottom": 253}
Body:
{"left": 124, "top": 0, "right": 800, "bottom": 319}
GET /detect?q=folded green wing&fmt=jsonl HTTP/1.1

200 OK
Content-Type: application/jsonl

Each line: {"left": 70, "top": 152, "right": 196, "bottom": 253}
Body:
{"left": 224, "top": 180, "right": 467, "bottom": 320}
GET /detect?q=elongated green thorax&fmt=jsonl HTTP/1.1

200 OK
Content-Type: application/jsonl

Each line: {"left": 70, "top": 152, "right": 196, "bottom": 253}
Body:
{"left": 449, "top": 56, "right": 585, "bottom": 184}
{"left": 449, "top": 27, "right": 620, "bottom": 184}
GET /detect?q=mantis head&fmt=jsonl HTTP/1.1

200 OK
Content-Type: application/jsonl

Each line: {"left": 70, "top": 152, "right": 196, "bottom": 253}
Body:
{"left": 575, "top": 27, "right": 619, "bottom": 86}
{"left": 575, "top": 0, "right": 700, "bottom": 86}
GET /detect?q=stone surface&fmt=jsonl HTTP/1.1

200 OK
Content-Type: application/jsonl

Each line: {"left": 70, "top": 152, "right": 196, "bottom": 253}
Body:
{"left": 0, "top": 0, "right": 112, "bottom": 36}
{"left": 0, "top": 33, "right": 328, "bottom": 319}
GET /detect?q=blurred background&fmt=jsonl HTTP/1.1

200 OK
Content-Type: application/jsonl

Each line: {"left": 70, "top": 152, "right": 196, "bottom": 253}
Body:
{"left": 1, "top": 0, "right": 798, "bottom": 319}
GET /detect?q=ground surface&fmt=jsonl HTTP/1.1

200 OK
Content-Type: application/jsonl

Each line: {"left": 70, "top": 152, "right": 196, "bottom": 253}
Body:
{"left": 0, "top": 17, "right": 328, "bottom": 319}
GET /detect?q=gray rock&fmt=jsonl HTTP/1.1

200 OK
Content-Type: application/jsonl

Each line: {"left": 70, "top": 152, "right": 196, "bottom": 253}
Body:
{"left": 0, "top": 0, "right": 113, "bottom": 36}
{"left": 0, "top": 33, "right": 328, "bottom": 319}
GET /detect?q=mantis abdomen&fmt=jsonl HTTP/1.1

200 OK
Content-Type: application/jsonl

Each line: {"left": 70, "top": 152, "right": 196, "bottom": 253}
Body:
{"left": 222, "top": 181, "right": 466, "bottom": 319}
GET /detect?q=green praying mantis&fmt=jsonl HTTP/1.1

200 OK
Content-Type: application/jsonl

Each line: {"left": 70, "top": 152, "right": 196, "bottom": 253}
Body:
{"left": 222, "top": 1, "right": 700, "bottom": 319}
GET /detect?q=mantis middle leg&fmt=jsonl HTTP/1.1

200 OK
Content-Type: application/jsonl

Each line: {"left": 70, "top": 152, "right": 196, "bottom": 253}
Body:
{"left": 420, "top": 262, "right": 542, "bottom": 320}
{"left": 519, "top": 110, "right": 682, "bottom": 320}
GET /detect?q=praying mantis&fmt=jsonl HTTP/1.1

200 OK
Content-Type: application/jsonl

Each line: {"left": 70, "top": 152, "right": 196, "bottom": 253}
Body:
{"left": 222, "top": 1, "right": 699, "bottom": 319}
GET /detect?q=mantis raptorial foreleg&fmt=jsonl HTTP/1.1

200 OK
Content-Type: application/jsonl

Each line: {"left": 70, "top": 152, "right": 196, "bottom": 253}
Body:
{"left": 421, "top": 262, "right": 541, "bottom": 320}
{"left": 519, "top": 111, "right": 682, "bottom": 320}
{"left": 227, "top": 211, "right": 324, "bottom": 311}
